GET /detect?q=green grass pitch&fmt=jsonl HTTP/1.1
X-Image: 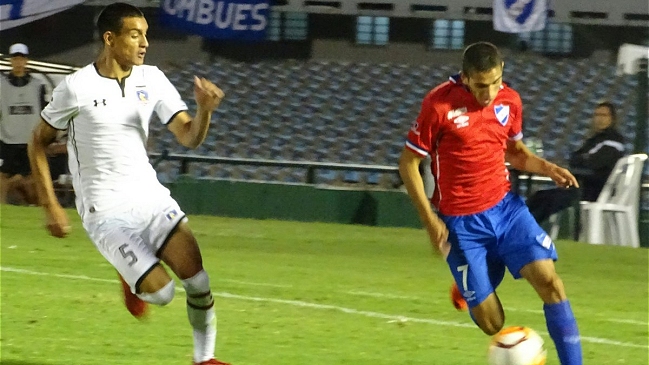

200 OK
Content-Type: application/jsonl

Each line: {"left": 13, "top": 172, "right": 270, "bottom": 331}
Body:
{"left": 1, "top": 204, "right": 647, "bottom": 364}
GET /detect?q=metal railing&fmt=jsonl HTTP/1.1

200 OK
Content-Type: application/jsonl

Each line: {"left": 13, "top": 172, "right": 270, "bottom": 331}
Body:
{"left": 149, "top": 151, "right": 399, "bottom": 184}
{"left": 150, "top": 151, "right": 649, "bottom": 194}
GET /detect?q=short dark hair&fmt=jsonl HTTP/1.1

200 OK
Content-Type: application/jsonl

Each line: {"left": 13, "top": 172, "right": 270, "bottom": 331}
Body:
{"left": 596, "top": 101, "right": 617, "bottom": 127}
{"left": 462, "top": 42, "right": 503, "bottom": 77}
{"left": 96, "top": 2, "right": 144, "bottom": 36}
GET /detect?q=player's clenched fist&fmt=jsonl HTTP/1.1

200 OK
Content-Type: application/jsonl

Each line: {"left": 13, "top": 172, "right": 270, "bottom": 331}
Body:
{"left": 45, "top": 205, "right": 71, "bottom": 238}
{"left": 547, "top": 164, "right": 579, "bottom": 189}
{"left": 193, "top": 76, "right": 225, "bottom": 111}
{"left": 427, "top": 216, "right": 450, "bottom": 259}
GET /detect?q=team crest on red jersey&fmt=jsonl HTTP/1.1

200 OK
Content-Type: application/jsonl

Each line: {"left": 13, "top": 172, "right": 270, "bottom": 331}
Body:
{"left": 494, "top": 105, "right": 509, "bottom": 126}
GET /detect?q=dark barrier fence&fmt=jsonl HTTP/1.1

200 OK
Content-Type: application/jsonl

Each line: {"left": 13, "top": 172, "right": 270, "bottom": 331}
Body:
{"left": 151, "top": 152, "right": 649, "bottom": 247}
{"left": 167, "top": 177, "right": 421, "bottom": 228}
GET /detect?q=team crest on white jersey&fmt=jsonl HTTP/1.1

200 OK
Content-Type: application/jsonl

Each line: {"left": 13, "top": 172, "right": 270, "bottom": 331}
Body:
{"left": 165, "top": 208, "right": 178, "bottom": 221}
{"left": 494, "top": 104, "right": 509, "bottom": 126}
{"left": 136, "top": 89, "right": 149, "bottom": 104}
{"left": 447, "top": 107, "right": 467, "bottom": 120}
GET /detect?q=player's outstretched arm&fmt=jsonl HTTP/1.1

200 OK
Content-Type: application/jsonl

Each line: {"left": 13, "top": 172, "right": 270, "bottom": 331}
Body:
{"left": 505, "top": 140, "right": 579, "bottom": 189}
{"left": 28, "top": 119, "right": 70, "bottom": 238}
{"left": 399, "top": 148, "right": 450, "bottom": 258}
{"left": 168, "top": 76, "right": 225, "bottom": 149}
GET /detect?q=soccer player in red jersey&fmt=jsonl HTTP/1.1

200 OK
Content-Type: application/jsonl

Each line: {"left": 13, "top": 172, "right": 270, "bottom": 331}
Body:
{"left": 399, "top": 42, "right": 582, "bottom": 365}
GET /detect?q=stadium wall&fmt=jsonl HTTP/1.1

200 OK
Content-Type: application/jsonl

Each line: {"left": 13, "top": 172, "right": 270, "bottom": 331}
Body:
{"left": 2, "top": 6, "right": 647, "bottom": 66}
{"left": 270, "top": 0, "right": 649, "bottom": 27}
{"left": 203, "top": 14, "right": 648, "bottom": 62}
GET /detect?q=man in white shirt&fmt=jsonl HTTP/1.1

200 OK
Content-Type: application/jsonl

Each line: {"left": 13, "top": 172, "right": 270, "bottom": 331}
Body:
{"left": 28, "top": 3, "right": 228, "bottom": 365}
{"left": 0, "top": 43, "right": 46, "bottom": 204}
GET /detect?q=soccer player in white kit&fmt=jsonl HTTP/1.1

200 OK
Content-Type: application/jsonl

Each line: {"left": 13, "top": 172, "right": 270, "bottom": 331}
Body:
{"left": 28, "top": 3, "right": 229, "bottom": 365}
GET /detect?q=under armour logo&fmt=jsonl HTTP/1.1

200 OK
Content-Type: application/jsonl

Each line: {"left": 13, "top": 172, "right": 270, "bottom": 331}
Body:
{"left": 93, "top": 99, "right": 106, "bottom": 107}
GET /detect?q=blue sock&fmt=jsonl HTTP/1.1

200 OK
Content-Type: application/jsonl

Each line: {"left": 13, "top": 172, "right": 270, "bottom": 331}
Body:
{"left": 544, "top": 300, "right": 582, "bottom": 365}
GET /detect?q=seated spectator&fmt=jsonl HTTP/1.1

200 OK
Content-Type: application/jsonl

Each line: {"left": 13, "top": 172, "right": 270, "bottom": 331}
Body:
{"left": 0, "top": 43, "right": 46, "bottom": 205}
{"left": 47, "top": 131, "right": 69, "bottom": 183}
{"left": 526, "top": 101, "right": 625, "bottom": 223}
{"left": 47, "top": 131, "right": 74, "bottom": 207}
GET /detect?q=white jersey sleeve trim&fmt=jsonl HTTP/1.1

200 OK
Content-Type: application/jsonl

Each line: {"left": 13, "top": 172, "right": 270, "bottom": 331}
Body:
{"left": 151, "top": 66, "right": 189, "bottom": 125}
{"left": 163, "top": 109, "right": 188, "bottom": 125}
{"left": 405, "top": 140, "right": 429, "bottom": 157}
{"left": 508, "top": 132, "right": 523, "bottom": 141}
{"left": 40, "top": 73, "right": 79, "bottom": 130}
{"left": 40, "top": 114, "right": 70, "bottom": 131}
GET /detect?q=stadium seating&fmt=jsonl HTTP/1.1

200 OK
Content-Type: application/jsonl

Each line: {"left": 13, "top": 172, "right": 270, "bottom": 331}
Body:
{"left": 151, "top": 56, "right": 641, "bottom": 187}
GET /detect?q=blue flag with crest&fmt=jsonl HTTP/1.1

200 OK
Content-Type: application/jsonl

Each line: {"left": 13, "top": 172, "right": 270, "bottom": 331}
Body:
{"left": 493, "top": 0, "right": 547, "bottom": 33}
{"left": 0, "top": 0, "right": 85, "bottom": 31}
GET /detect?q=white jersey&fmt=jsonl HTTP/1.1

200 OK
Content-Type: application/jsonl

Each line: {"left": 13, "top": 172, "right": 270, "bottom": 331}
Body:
{"left": 41, "top": 64, "right": 187, "bottom": 220}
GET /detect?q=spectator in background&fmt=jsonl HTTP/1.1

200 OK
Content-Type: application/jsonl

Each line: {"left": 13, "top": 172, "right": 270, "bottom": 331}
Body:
{"left": 47, "top": 130, "right": 69, "bottom": 182}
{"left": 526, "top": 101, "right": 625, "bottom": 223}
{"left": 0, "top": 43, "right": 47, "bottom": 205}
{"left": 47, "top": 130, "right": 72, "bottom": 207}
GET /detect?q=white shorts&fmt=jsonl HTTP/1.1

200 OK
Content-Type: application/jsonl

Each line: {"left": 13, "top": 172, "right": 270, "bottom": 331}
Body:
{"left": 82, "top": 195, "right": 187, "bottom": 293}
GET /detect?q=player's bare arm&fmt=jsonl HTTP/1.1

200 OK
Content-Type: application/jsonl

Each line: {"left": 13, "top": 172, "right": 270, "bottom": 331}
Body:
{"left": 398, "top": 148, "right": 450, "bottom": 257}
{"left": 505, "top": 139, "right": 579, "bottom": 189}
{"left": 27, "top": 119, "right": 71, "bottom": 238}
{"left": 46, "top": 141, "right": 67, "bottom": 156}
{"left": 167, "top": 76, "right": 225, "bottom": 149}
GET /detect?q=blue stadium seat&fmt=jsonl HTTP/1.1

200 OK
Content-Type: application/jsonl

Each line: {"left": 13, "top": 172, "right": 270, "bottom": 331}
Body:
{"left": 343, "top": 171, "right": 361, "bottom": 183}
{"left": 155, "top": 58, "right": 640, "bottom": 184}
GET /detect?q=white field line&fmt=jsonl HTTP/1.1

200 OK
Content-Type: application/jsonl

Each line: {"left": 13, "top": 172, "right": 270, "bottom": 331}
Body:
{"left": 345, "top": 290, "right": 421, "bottom": 300}
{"left": 5, "top": 266, "right": 644, "bottom": 326}
{"left": 343, "top": 291, "right": 542, "bottom": 314}
{"left": 1, "top": 266, "right": 647, "bottom": 350}
{"left": 219, "top": 278, "right": 293, "bottom": 288}
{"left": 345, "top": 289, "right": 646, "bottom": 325}
{"left": 216, "top": 291, "right": 475, "bottom": 328}
{"left": 606, "top": 319, "right": 648, "bottom": 326}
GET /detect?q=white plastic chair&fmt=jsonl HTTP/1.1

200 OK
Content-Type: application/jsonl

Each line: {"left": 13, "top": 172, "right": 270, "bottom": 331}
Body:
{"left": 580, "top": 154, "right": 648, "bottom": 247}
{"left": 548, "top": 206, "right": 574, "bottom": 241}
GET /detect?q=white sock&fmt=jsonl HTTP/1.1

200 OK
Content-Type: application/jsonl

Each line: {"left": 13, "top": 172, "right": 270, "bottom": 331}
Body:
{"left": 182, "top": 271, "right": 217, "bottom": 363}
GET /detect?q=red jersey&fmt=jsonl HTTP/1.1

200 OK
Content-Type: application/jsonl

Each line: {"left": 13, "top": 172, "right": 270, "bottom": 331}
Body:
{"left": 406, "top": 75, "right": 523, "bottom": 216}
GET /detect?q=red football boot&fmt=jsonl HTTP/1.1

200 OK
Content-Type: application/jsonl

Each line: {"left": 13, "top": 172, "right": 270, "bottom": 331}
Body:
{"left": 193, "top": 359, "right": 231, "bottom": 365}
{"left": 450, "top": 282, "right": 468, "bottom": 311}
{"left": 118, "top": 273, "right": 148, "bottom": 318}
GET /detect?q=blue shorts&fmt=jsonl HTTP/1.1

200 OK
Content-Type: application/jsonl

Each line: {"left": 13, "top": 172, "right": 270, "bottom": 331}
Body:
{"left": 440, "top": 192, "right": 557, "bottom": 308}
